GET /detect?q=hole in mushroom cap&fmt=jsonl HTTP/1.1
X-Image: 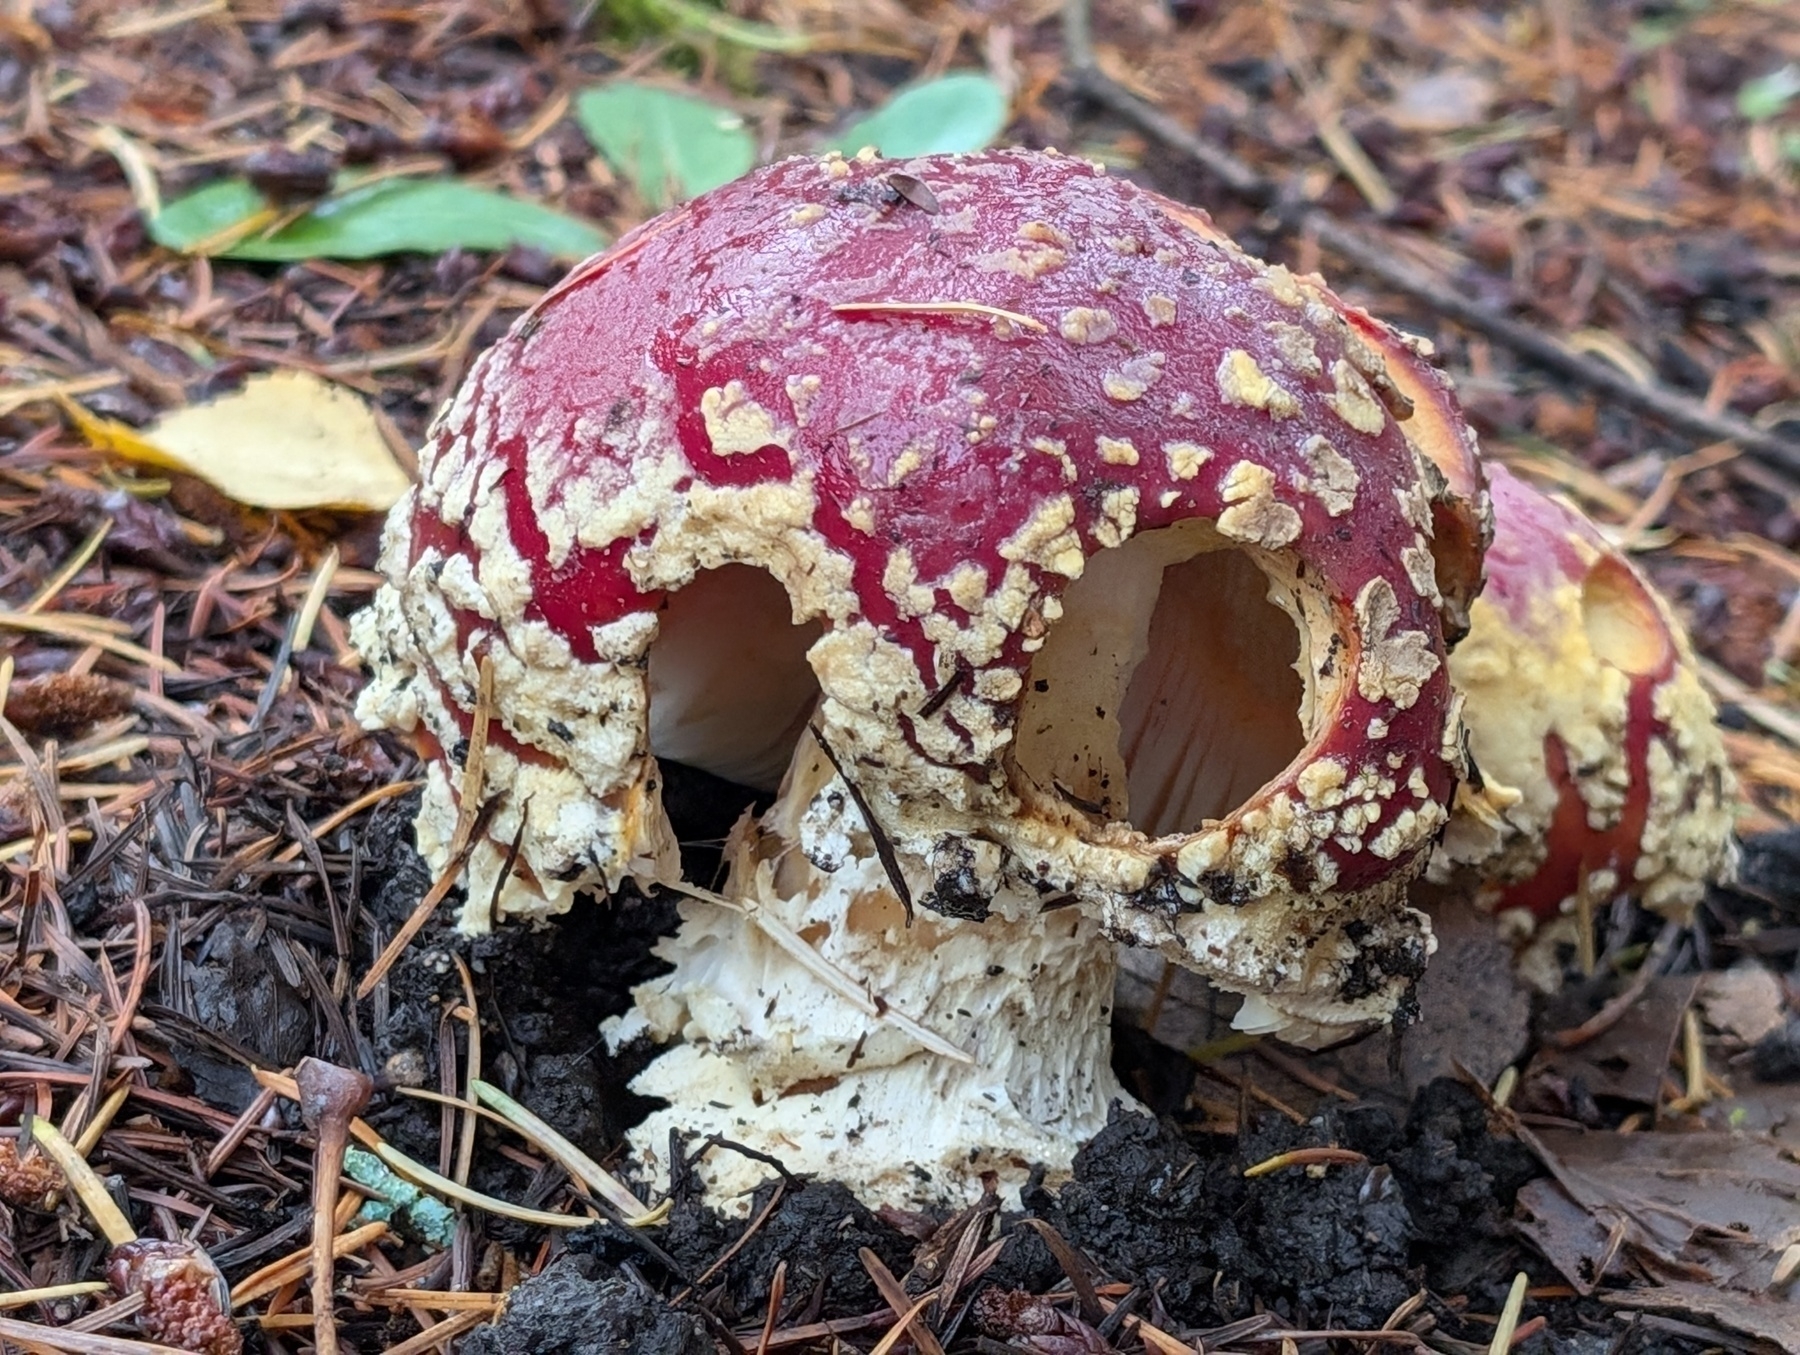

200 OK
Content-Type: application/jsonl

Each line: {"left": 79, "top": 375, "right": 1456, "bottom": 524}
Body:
{"left": 1430, "top": 496, "right": 1483, "bottom": 637}
{"left": 647, "top": 564, "right": 823, "bottom": 791}
{"left": 1579, "top": 556, "right": 1670, "bottom": 678}
{"left": 1013, "top": 525, "right": 1307, "bottom": 839}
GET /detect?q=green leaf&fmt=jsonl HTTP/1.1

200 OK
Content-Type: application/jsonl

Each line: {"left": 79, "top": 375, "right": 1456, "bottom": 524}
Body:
{"left": 1626, "top": 17, "right": 1683, "bottom": 51}
{"left": 575, "top": 83, "right": 756, "bottom": 209}
{"left": 832, "top": 72, "right": 1010, "bottom": 158}
{"left": 640, "top": 0, "right": 811, "bottom": 52}
{"left": 147, "top": 178, "right": 270, "bottom": 250}
{"left": 150, "top": 177, "right": 605, "bottom": 262}
{"left": 1738, "top": 63, "right": 1800, "bottom": 121}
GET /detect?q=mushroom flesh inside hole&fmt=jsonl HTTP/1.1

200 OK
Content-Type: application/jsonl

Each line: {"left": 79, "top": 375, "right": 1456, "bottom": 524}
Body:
{"left": 1015, "top": 528, "right": 1306, "bottom": 838}
{"left": 647, "top": 564, "right": 822, "bottom": 792}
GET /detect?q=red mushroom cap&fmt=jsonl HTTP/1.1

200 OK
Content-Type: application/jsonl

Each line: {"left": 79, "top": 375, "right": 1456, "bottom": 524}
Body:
{"left": 1338, "top": 309, "right": 1491, "bottom": 644}
{"left": 1435, "top": 462, "right": 1734, "bottom": 920}
{"left": 357, "top": 148, "right": 1489, "bottom": 1035}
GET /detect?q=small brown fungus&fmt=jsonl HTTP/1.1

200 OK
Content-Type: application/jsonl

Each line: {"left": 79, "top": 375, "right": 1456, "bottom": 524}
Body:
{"left": 294, "top": 1057, "right": 373, "bottom": 1355}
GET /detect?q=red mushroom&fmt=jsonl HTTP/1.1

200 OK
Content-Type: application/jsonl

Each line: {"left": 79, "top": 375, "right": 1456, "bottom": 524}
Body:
{"left": 1431, "top": 462, "right": 1735, "bottom": 921}
{"left": 354, "top": 148, "right": 1487, "bottom": 1205}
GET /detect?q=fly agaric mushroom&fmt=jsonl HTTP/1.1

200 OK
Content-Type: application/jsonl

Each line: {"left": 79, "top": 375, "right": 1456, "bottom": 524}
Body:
{"left": 1431, "top": 462, "right": 1735, "bottom": 920}
{"left": 353, "top": 148, "right": 1488, "bottom": 1205}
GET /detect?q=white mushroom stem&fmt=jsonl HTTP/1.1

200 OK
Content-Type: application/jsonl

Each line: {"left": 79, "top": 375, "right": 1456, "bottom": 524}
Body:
{"left": 610, "top": 731, "right": 1128, "bottom": 1212}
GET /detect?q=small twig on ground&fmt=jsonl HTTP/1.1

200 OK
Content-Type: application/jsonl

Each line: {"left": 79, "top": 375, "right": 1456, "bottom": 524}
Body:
{"left": 1546, "top": 919, "right": 1682, "bottom": 1050}
{"left": 294, "top": 1058, "right": 373, "bottom": 1355}
{"left": 29, "top": 1116, "right": 133, "bottom": 1247}
{"left": 1241, "top": 1330, "right": 1427, "bottom": 1349}
{"left": 1243, "top": 1146, "right": 1369, "bottom": 1178}
{"left": 868, "top": 1294, "right": 939, "bottom": 1355}
{"left": 673, "top": 1178, "right": 789, "bottom": 1305}
{"left": 469, "top": 1078, "right": 661, "bottom": 1223}
{"left": 1017, "top": 1219, "right": 1104, "bottom": 1326}
{"left": 1488, "top": 1272, "right": 1530, "bottom": 1355}
{"left": 754, "top": 1309, "right": 898, "bottom": 1350}
{"left": 376, "top": 1309, "right": 492, "bottom": 1355}
{"left": 0, "top": 1318, "right": 193, "bottom": 1355}
{"left": 753, "top": 1260, "right": 786, "bottom": 1355}
{"left": 354, "top": 796, "right": 500, "bottom": 1001}
{"left": 860, "top": 1249, "right": 945, "bottom": 1355}
{"left": 0, "top": 1284, "right": 110, "bottom": 1312}
{"left": 230, "top": 1222, "right": 390, "bottom": 1310}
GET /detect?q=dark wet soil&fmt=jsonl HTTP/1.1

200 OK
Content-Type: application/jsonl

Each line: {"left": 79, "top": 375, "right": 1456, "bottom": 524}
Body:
{"left": 474, "top": 1070, "right": 1717, "bottom": 1353}
{"left": 578, "top": 1177, "right": 916, "bottom": 1321}
{"left": 461, "top": 1253, "right": 712, "bottom": 1355}
{"left": 344, "top": 784, "right": 1773, "bottom": 1352}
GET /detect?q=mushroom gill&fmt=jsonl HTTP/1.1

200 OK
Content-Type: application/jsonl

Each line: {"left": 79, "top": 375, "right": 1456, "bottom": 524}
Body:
{"left": 646, "top": 564, "right": 822, "bottom": 792}
{"left": 1013, "top": 529, "right": 1308, "bottom": 840}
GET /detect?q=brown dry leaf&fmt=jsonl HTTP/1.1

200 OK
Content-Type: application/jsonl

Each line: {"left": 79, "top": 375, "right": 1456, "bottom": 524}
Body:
{"left": 78, "top": 371, "right": 411, "bottom": 512}
{"left": 1324, "top": 894, "right": 1532, "bottom": 1094}
{"left": 1514, "top": 1175, "right": 1620, "bottom": 1295}
{"left": 1697, "top": 963, "right": 1789, "bottom": 1047}
{"left": 1118, "top": 897, "right": 1531, "bottom": 1099}
{"left": 1517, "top": 1125, "right": 1800, "bottom": 1298}
{"left": 1530, "top": 973, "right": 1701, "bottom": 1107}
{"left": 1604, "top": 1282, "right": 1800, "bottom": 1350}
{"left": 1733, "top": 1080, "right": 1800, "bottom": 1153}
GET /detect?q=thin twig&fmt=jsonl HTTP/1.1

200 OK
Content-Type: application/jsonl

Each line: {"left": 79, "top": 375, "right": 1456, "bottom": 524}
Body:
{"left": 1545, "top": 919, "right": 1681, "bottom": 1050}
{"left": 469, "top": 1078, "right": 660, "bottom": 1223}
{"left": 375, "top": 1309, "right": 490, "bottom": 1355}
{"left": 354, "top": 797, "right": 500, "bottom": 1001}
{"left": 0, "top": 1318, "right": 193, "bottom": 1355}
{"left": 807, "top": 723, "right": 913, "bottom": 922}
{"left": 859, "top": 1249, "right": 944, "bottom": 1355}
{"left": 673, "top": 1179, "right": 788, "bottom": 1305}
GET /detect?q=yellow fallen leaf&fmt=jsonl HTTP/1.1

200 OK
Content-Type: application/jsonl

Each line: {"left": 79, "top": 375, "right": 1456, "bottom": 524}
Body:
{"left": 82, "top": 371, "right": 412, "bottom": 512}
